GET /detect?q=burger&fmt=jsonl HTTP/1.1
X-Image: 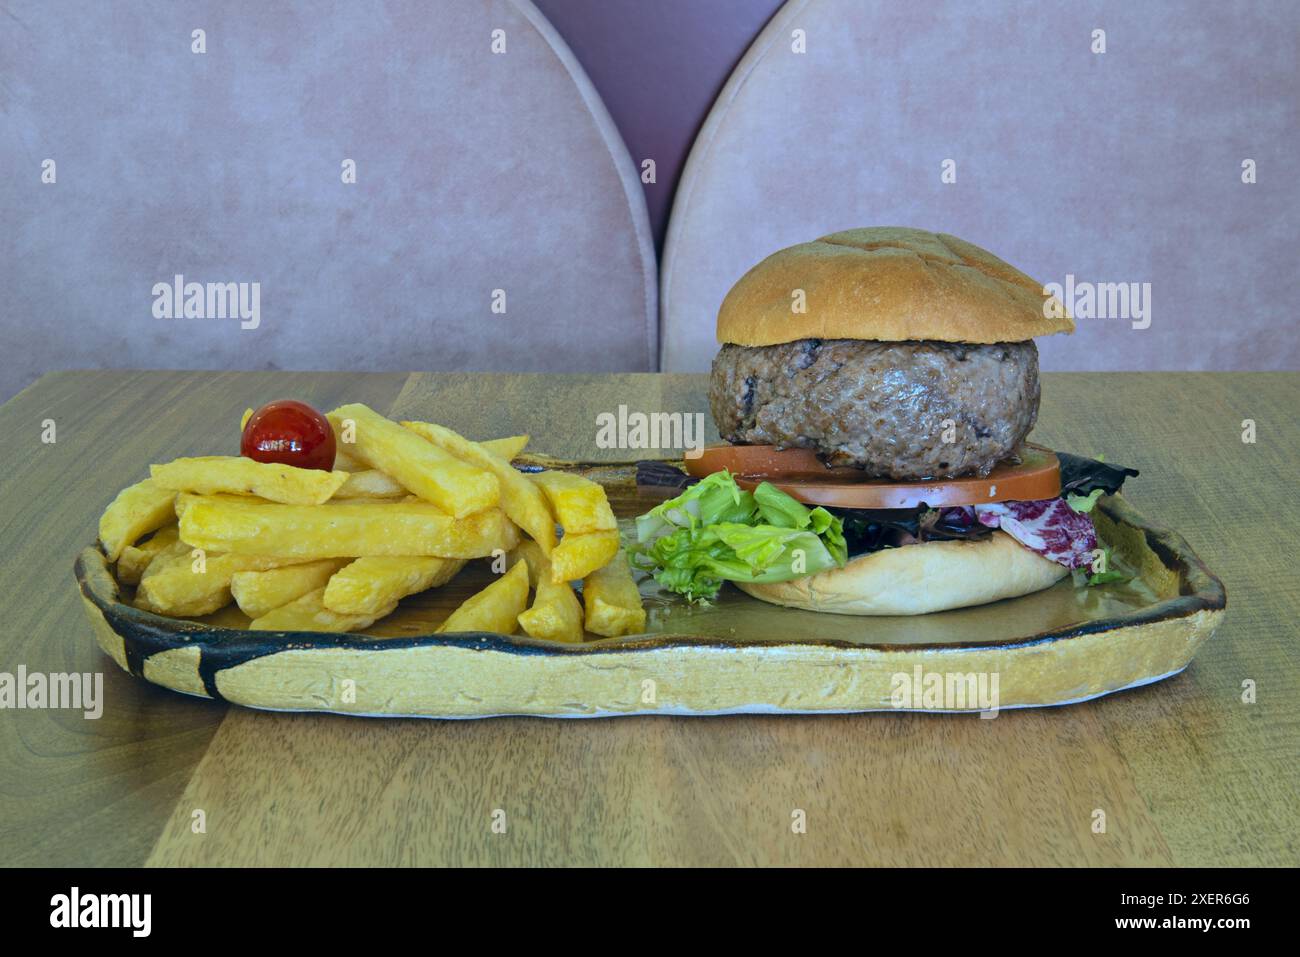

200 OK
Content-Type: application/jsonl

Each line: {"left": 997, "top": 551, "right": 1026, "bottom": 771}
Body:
{"left": 631, "top": 227, "right": 1137, "bottom": 615}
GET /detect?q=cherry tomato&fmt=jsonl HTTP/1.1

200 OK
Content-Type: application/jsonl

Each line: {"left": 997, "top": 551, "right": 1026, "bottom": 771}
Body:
{"left": 241, "top": 400, "right": 336, "bottom": 471}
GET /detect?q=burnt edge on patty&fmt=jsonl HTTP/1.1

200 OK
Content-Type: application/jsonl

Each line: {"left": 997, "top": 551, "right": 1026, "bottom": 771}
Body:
{"left": 709, "top": 338, "right": 1040, "bottom": 480}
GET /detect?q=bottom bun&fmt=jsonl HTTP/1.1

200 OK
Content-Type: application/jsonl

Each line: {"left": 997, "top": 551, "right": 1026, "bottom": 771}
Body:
{"left": 736, "top": 531, "right": 1069, "bottom": 616}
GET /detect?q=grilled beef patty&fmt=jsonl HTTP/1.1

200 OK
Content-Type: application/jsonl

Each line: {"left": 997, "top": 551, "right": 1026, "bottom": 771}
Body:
{"left": 708, "top": 339, "right": 1040, "bottom": 479}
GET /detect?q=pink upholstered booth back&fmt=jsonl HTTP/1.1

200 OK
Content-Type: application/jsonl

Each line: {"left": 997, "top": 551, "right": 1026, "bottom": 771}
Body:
{"left": 0, "top": 0, "right": 657, "bottom": 401}
{"left": 660, "top": 0, "right": 1299, "bottom": 373}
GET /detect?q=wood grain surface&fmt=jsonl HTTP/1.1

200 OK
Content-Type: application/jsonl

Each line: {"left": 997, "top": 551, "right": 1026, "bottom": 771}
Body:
{"left": 1, "top": 370, "right": 1296, "bottom": 866}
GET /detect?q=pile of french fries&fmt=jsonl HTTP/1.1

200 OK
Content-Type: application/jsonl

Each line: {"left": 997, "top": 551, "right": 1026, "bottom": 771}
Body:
{"left": 97, "top": 403, "right": 646, "bottom": 641}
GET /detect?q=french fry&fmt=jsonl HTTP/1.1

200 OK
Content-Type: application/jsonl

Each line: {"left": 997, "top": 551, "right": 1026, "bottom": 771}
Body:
{"left": 116, "top": 525, "right": 180, "bottom": 585}
{"left": 332, "top": 469, "right": 407, "bottom": 499}
{"left": 332, "top": 448, "right": 366, "bottom": 471}
{"left": 324, "top": 556, "right": 466, "bottom": 616}
{"left": 135, "top": 546, "right": 309, "bottom": 617}
{"left": 175, "top": 491, "right": 271, "bottom": 522}
{"left": 437, "top": 560, "right": 529, "bottom": 635}
{"left": 513, "top": 542, "right": 583, "bottom": 643}
{"left": 529, "top": 470, "right": 617, "bottom": 535}
{"left": 338, "top": 430, "right": 525, "bottom": 464}
{"left": 550, "top": 529, "right": 621, "bottom": 583}
{"left": 240, "top": 407, "right": 254, "bottom": 431}
{"left": 326, "top": 404, "right": 498, "bottom": 517}
{"left": 136, "top": 539, "right": 191, "bottom": 570}
{"left": 479, "top": 435, "right": 529, "bottom": 461}
{"left": 249, "top": 587, "right": 395, "bottom": 633}
{"left": 402, "top": 420, "right": 557, "bottom": 554}
{"left": 99, "top": 478, "right": 178, "bottom": 562}
{"left": 180, "top": 496, "right": 516, "bottom": 559}
{"left": 151, "top": 455, "right": 349, "bottom": 505}
{"left": 582, "top": 552, "right": 646, "bottom": 637}
{"left": 230, "top": 559, "right": 349, "bottom": 618}
{"left": 325, "top": 415, "right": 366, "bottom": 471}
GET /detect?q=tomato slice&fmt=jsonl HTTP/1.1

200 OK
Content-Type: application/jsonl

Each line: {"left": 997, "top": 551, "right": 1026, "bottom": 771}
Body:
{"left": 685, "top": 443, "right": 1061, "bottom": 509}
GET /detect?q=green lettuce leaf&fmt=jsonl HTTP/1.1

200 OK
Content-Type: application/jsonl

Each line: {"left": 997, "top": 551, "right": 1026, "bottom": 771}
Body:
{"left": 1066, "top": 488, "right": 1105, "bottom": 513}
{"left": 1070, "top": 544, "right": 1131, "bottom": 587}
{"left": 630, "top": 471, "right": 847, "bottom": 602}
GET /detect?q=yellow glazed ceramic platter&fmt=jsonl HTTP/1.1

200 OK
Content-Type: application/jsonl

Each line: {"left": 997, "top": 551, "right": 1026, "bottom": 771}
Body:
{"left": 76, "top": 464, "right": 1225, "bottom": 717}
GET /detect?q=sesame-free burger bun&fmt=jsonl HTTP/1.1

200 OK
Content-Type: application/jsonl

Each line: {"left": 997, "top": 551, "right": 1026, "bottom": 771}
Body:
{"left": 735, "top": 531, "right": 1069, "bottom": 616}
{"left": 716, "top": 227, "right": 1074, "bottom": 347}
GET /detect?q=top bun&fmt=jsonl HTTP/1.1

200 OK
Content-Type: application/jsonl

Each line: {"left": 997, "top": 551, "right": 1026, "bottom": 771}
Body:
{"left": 716, "top": 227, "right": 1073, "bottom": 346}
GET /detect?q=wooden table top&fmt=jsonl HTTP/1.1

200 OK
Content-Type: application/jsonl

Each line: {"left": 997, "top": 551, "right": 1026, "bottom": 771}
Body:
{"left": 1, "top": 369, "right": 1296, "bottom": 867}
